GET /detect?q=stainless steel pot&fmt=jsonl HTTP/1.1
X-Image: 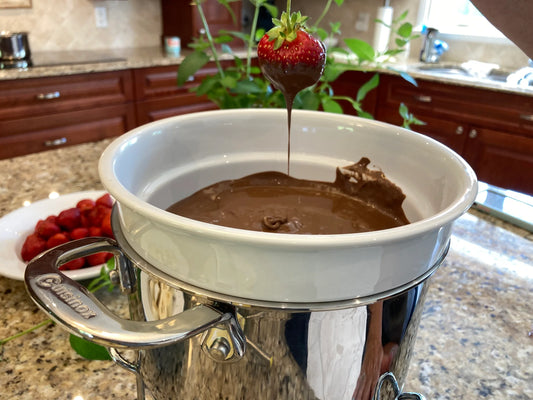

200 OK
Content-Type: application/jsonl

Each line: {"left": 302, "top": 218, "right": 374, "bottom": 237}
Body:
{"left": 0, "top": 31, "right": 31, "bottom": 60}
{"left": 25, "top": 225, "right": 438, "bottom": 400}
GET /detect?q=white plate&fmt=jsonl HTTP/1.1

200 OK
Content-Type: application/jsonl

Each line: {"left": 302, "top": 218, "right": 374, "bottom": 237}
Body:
{"left": 0, "top": 190, "right": 106, "bottom": 281}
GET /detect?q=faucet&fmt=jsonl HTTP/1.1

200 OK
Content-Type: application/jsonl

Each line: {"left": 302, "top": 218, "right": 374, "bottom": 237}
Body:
{"left": 419, "top": 27, "right": 448, "bottom": 63}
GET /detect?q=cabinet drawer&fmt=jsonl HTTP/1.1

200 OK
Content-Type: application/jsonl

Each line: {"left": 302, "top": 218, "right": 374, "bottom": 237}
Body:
{"left": 0, "top": 104, "right": 136, "bottom": 159}
{"left": 135, "top": 95, "right": 217, "bottom": 125}
{"left": 133, "top": 61, "right": 233, "bottom": 101}
{"left": 0, "top": 70, "right": 134, "bottom": 122}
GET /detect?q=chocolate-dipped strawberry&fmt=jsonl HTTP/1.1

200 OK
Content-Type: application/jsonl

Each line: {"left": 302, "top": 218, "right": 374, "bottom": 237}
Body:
{"left": 257, "top": 7, "right": 326, "bottom": 174}
{"left": 257, "top": 10, "right": 326, "bottom": 108}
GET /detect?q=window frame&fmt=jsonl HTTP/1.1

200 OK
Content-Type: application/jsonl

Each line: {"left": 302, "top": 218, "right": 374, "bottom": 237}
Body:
{"left": 417, "top": 0, "right": 512, "bottom": 43}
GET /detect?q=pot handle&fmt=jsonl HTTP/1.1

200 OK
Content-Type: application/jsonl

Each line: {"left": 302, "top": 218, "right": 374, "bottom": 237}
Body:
{"left": 372, "top": 372, "right": 426, "bottom": 400}
{"left": 24, "top": 237, "right": 237, "bottom": 350}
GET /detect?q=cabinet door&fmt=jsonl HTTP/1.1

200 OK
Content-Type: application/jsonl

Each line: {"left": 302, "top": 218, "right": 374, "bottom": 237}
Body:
{"left": 463, "top": 127, "right": 533, "bottom": 195}
{"left": 133, "top": 63, "right": 224, "bottom": 125}
{"left": 161, "top": 0, "right": 242, "bottom": 46}
{"left": 135, "top": 97, "right": 217, "bottom": 125}
{"left": 376, "top": 106, "right": 467, "bottom": 155}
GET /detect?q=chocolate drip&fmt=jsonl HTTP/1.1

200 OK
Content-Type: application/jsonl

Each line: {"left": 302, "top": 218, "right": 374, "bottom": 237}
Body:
{"left": 260, "top": 53, "right": 326, "bottom": 175}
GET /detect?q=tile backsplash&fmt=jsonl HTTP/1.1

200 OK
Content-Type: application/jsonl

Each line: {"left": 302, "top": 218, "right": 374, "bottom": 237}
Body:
{"left": 0, "top": 0, "right": 162, "bottom": 52}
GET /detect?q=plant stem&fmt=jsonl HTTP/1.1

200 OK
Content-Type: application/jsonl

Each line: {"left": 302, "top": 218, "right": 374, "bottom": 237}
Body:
{"left": 286, "top": 0, "right": 291, "bottom": 14}
{"left": 313, "top": 0, "right": 334, "bottom": 28}
{"left": 196, "top": 0, "right": 225, "bottom": 78}
{"left": 246, "top": 1, "right": 261, "bottom": 77}
{"left": 0, "top": 319, "right": 52, "bottom": 345}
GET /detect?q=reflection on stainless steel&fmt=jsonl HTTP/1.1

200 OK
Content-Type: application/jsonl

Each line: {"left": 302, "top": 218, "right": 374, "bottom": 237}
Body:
{"left": 133, "top": 268, "right": 429, "bottom": 400}
{"left": 474, "top": 182, "right": 533, "bottom": 232}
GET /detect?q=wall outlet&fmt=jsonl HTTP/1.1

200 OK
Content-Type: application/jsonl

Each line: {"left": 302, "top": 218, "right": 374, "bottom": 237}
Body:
{"left": 95, "top": 6, "right": 108, "bottom": 28}
{"left": 355, "top": 12, "right": 370, "bottom": 32}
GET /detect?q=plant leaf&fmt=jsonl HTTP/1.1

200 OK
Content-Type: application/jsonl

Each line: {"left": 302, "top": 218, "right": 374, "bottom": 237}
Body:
{"left": 344, "top": 38, "right": 375, "bottom": 62}
{"left": 69, "top": 334, "right": 111, "bottom": 360}
{"left": 220, "top": 75, "right": 238, "bottom": 88}
{"left": 356, "top": 73, "right": 379, "bottom": 102}
{"left": 232, "top": 79, "right": 264, "bottom": 94}
{"left": 222, "top": 29, "right": 249, "bottom": 43}
{"left": 262, "top": 3, "right": 278, "bottom": 18}
{"left": 295, "top": 89, "right": 321, "bottom": 110}
{"left": 321, "top": 97, "right": 343, "bottom": 113}
{"left": 397, "top": 22, "right": 413, "bottom": 38}
{"left": 399, "top": 71, "right": 418, "bottom": 87}
{"left": 316, "top": 27, "right": 328, "bottom": 41}
{"left": 177, "top": 51, "right": 210, "bottom": 86}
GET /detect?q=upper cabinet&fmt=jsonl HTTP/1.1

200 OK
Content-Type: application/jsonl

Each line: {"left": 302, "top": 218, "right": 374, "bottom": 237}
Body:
{"left": 161, "top": 0, "right": 242, "bottom": 47}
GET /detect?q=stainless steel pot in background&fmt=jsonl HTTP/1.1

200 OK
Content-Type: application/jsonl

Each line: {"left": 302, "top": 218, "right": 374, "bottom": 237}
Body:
{"left": 0, "top": 31, "right": 31, "bottom": 60}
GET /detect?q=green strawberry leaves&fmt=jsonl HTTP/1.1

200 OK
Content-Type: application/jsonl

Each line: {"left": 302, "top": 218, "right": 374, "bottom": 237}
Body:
{"left": 267, "top": 11, "right": 309, "bottom": 49}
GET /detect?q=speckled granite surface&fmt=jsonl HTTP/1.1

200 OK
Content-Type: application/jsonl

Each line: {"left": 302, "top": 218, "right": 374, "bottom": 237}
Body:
{"left": 0, "top": 139, "right": 531, "bottom": 399}
{"left": 1, "top": 46, "right": 533, "bottom": 98}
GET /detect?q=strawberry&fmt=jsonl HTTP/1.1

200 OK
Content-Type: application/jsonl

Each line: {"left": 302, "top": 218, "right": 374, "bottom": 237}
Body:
{"left": 59, "top": 257, "right": 86, "bottom": 271}
{"left": 70, "top": 227, "right": 89, "bottom": 240}
{"left": 257, "top": 10, "right": 326, "bottom": 104}
{"left": 46, "top": 232, "right": 70, "bottom": 249}
{"left": 35, "top": 219, "right": 61, "bottom": 239}
{"left": 95, "top": 193, "right": 114, "bottom": 208}
{"left": 86, "top": 252, "right": 113, "bottom": 266}
{"left": 57, "top": 207, "right": 81, "bottom": 231}
{"left": 21, "top": 234, "right": 47, "bottom": 262}
{"left": 76, "top": 198, "right": 96, "bottom": 213}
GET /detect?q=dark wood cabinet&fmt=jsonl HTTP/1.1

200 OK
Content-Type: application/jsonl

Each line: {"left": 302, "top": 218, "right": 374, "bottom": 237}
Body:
{"left": 2, "top": 64, "right": 533, "bottom": 196}
{"left": 161, "top": 0, "right": 242, "bottom": 47}
{"left": 132, "top": 61, "right": 234, "bottom": 125}
{"left": 0, "top": 70, "right": 136, "bottom": 159}
{"left": 462, "top": 126, "right": 533, "bottom": 192}
{"left": 374, "top": 73, "right": 533, "bottom": 195}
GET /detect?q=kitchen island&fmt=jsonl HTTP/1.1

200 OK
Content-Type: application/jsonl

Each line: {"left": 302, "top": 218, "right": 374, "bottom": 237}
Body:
{"left": 0, "top": 139, "right": 532, "bottom": 400}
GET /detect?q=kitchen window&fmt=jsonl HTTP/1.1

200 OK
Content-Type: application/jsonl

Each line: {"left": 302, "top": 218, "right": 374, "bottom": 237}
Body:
{"left": 419, "top": 0, "right": 506, "bottom": 40}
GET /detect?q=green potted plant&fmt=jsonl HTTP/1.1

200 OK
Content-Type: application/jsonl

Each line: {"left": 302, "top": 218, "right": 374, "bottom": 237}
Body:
{"left": 177, "top": 0, "right": 423, "bottom": 128}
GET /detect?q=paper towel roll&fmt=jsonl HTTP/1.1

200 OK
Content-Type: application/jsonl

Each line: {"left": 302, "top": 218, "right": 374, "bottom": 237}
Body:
{"left": 373, "top": 6, "right": 394, "bottom": 53}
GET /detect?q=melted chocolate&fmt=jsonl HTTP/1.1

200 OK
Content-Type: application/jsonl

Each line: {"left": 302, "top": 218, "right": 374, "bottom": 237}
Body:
{"left": 166, "top": 158, "right": 409, "bottom": 234}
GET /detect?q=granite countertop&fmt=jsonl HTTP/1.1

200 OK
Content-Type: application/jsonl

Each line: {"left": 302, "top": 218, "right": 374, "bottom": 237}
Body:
{"left": 0, "top": 139, "right": 532, "bottom": 399}
{"left": 1, "top": 46, "right": 533, "bottom": 97}
{"left": 0, "top": 46, "right": 245, "bottom": 80}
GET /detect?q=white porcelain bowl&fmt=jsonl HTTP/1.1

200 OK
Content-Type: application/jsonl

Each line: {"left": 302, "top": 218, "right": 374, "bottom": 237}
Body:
{"left": 99, "top": 109, "right": 477, "bottom": 303}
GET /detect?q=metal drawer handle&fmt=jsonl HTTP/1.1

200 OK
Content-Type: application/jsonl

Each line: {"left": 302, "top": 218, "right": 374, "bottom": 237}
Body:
{"left": 36, "top": 91, "right": 60, "bottom": 100}
{"left": 455, "top": 126, "right": 464, "bottom": 135}
{"left": 44, "top": 137, "right": 67, "bottom": 147}
{"left": 469, "top": 129, "right": 478, "bottom": 139}
{"left": 414, "top": 94, "right": 432, "bottom": 103}
{"left": 520, "top": 114, "right": 533, "bottom": 122}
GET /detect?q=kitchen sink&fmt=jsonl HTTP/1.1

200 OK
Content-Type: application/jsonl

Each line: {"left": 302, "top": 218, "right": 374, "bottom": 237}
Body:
{"left": 412, "top": 63, "right": 511, "bottom": 84}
